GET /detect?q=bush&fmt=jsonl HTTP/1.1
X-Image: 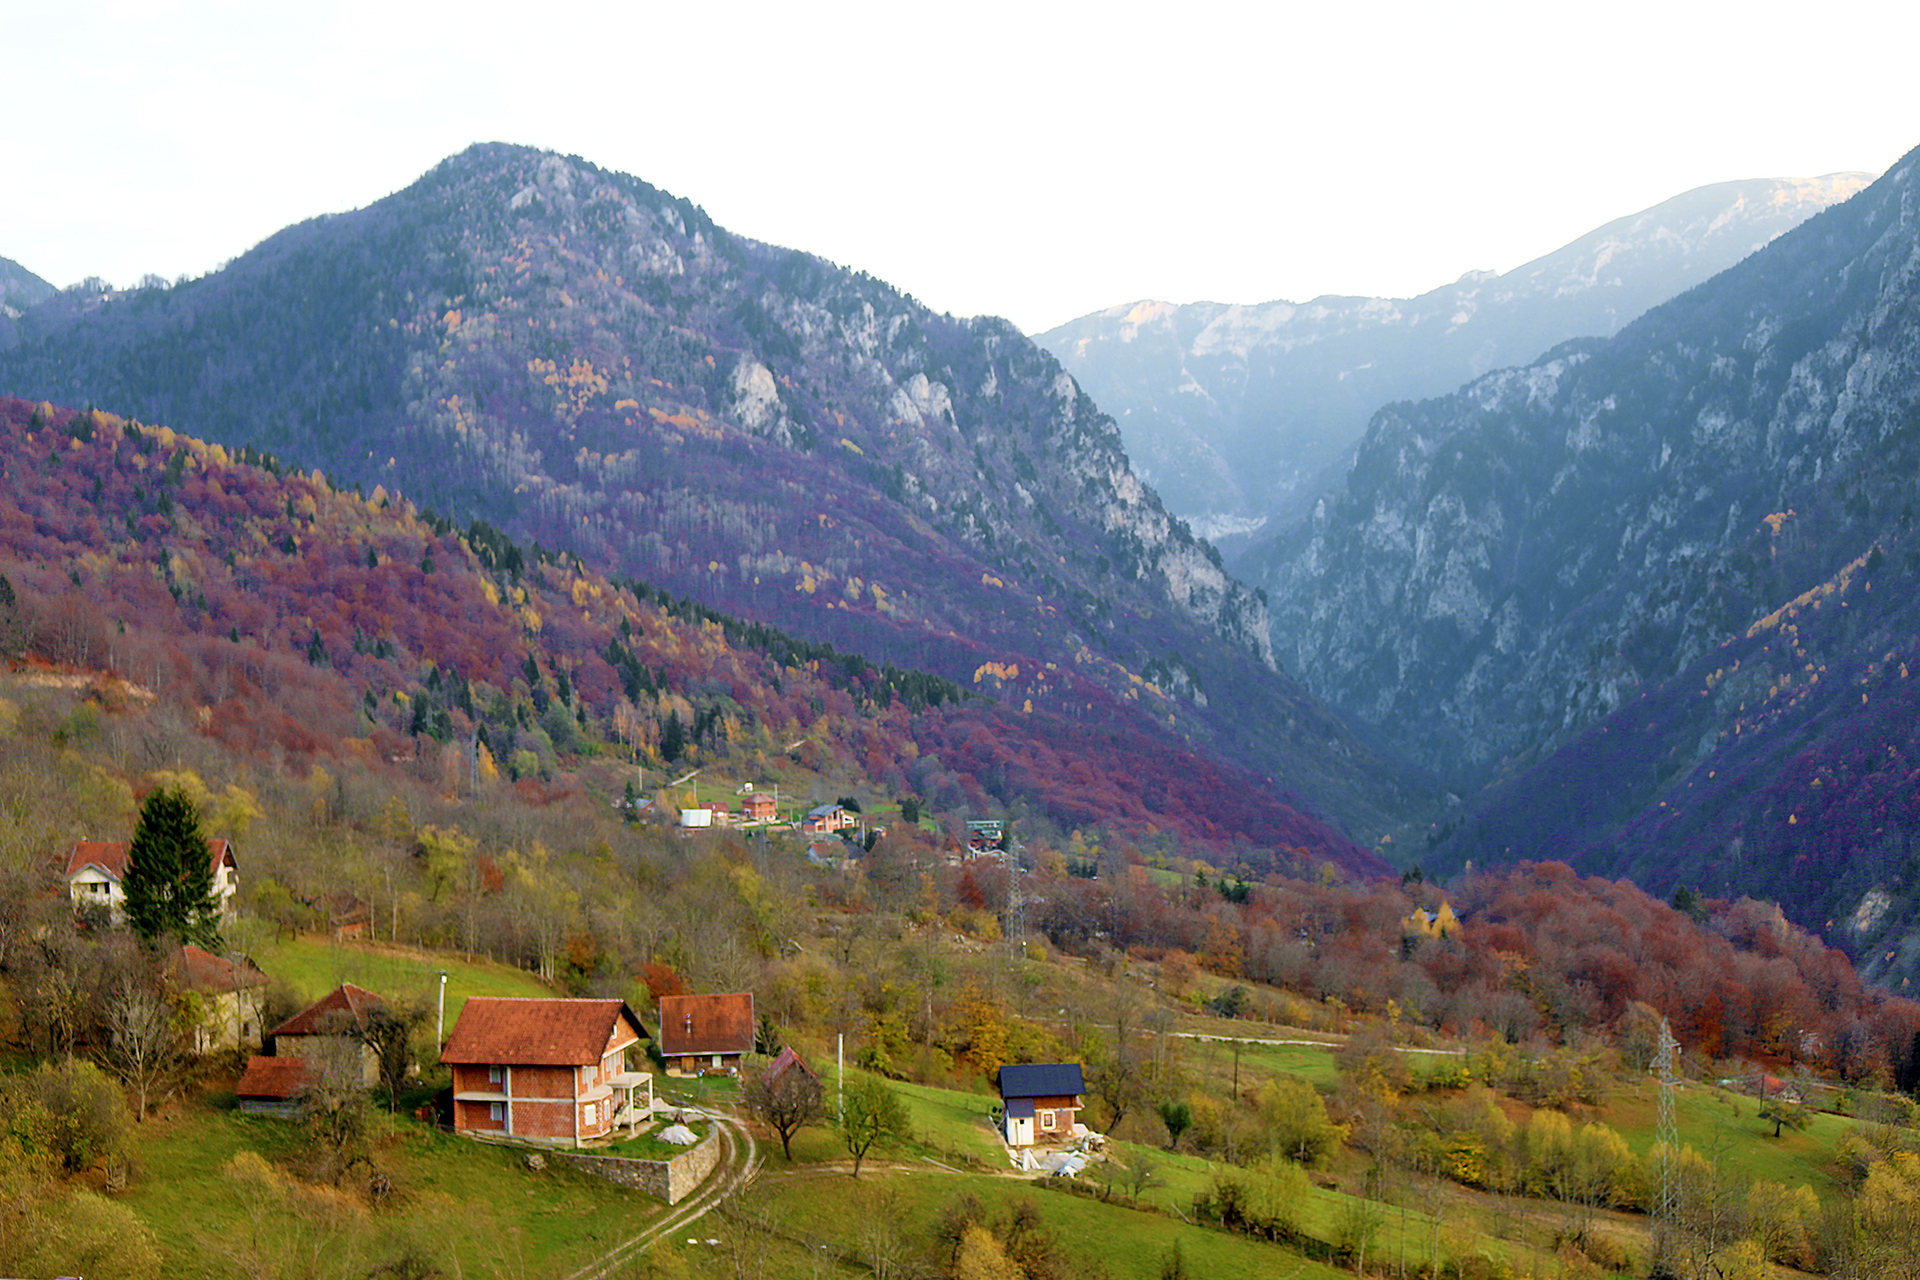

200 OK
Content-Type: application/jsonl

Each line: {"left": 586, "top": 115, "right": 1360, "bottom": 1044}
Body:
{"left": 2, "top": 1059, "right": 131, "bottom": 1172}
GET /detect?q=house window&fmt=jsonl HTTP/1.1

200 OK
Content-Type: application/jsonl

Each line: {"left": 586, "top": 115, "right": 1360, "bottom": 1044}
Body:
{"left": 490, "top": 1102, "right": 505, "bottom": 1123}
{"left": 712, "top": 1054, "right": 723, "bottom": 1069}
{"left": 488, "top": 1065, "right": 503, "bottom": 1085}
{"left": 1039, "top": 1110, "right": 1056, "bottom": 1131}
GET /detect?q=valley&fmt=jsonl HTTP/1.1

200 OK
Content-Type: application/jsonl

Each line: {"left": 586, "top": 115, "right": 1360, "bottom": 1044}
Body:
{"left": 2, "top": 133, "right": 1920, "bottom": 1280}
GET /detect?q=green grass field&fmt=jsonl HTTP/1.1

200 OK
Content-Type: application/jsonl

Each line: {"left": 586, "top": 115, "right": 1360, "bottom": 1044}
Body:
{"left": 248, "top": 933, "right": 556, "bottom": 1027}
{"left": 1601, "top": 1079, "right": 1849, "bottom": 1189}
{"left": 122, "top": 1096, "right": 659, "bottom": 1279}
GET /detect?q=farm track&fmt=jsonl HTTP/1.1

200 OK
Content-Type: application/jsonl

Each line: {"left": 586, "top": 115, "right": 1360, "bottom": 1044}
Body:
{"left": 565, "top": 1107, "right": 762, "bottom": 1280}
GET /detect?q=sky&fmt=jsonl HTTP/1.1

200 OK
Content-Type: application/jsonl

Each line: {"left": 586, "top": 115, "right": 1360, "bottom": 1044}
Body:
{"left": 6, "top": 1, "right": 1918, "bottom": 336}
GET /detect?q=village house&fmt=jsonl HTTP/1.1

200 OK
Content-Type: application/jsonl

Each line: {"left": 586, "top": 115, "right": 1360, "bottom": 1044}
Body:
{"left": 318, "top": 890, "right": 373, "bottom": 941}
{"left": 801, "top": 803, "right": 852, "bottom": 835}
{"left": 270, "top": 982, "right": 386, "bottom": 1086}
{"left": 741, "top": 790, "right": 777, "bottom": 823}
{"left": 996, "top": 1062, "right": 1085, "bottom": 1147}
{"left": 63, "top": 838, "right": 239, "bottom": 923}
{"left": 441, "top": 997, "right": 652, "bottom": 1147}
{"left": 234, "top": 1055, "right": 313, "bottom": 1117}
{"left": 655, "top": 992, "right": 755, "bottom": 1076}
{"left": 166, "top": 944, "right": 268, "bottom": 1053}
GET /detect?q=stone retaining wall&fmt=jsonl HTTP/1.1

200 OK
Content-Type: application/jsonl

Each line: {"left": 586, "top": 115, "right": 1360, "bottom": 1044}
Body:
{"left": 561, "top": 1130, "right": 721, "bottom": 1205}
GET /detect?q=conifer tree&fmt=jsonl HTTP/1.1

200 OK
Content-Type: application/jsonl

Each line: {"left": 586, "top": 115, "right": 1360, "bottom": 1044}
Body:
{"left": 124, "top": 787, "right": 222, "bottom": 948}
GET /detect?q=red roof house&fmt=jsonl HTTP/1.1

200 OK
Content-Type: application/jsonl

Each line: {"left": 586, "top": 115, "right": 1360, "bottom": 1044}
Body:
{"left": 270, "top": 983, "right": 387, "bottom": 1086}
{"left": 440, "top": 998, "right": 652, "bottom": 1147}
{"left": 236, "top": 1055, "right": 314, "bottom": 1117}
{"left": 656, "top": 992, "right": 755, "bottom": 1076}
{"left": 165, "top": 944, "right": 268, "bottom": 1053}
{"left": 64, "top": 838, "right": 239, "bottom": 922}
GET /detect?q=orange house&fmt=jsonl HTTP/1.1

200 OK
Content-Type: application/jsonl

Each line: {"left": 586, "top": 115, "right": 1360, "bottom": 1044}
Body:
{"left": 441, "top": 998, "right": 652, "bottom": 1147}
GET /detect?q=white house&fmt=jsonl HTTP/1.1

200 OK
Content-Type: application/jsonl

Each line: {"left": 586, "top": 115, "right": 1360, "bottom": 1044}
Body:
{"left": 64, "top": 838, "right": 238, "bottom": 923}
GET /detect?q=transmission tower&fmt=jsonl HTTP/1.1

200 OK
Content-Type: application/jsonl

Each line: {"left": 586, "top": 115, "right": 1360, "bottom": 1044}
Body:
{"left": 1003, "top": 833, "right": 1026, "bottom": 961}
{"left": 1653, "top": 1017, "right": 1681, "bottom": 1275}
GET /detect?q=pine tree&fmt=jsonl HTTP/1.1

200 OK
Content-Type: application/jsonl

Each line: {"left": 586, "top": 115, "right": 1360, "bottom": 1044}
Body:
{"left": 124, "top": 787, "right": 222, "bottom": 948}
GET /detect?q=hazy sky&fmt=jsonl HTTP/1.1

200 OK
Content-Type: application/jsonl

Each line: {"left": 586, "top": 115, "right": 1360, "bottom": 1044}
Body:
{"left": 7, "top": 1, "right": 1916, "bottom": 334}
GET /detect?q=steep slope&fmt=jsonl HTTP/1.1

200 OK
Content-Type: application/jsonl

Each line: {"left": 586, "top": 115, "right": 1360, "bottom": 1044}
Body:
{"left": 1433, "top": 481, "right": 1920, "bottom": 985}
{"left": 1251, "top": 143, "right": 1920, "bottom": 789}
{"left": 0, "top": 144, "right": 1433, "bottom": 848}
{"left": 0, "top": 254, "right": 56, "bottom": 348}
{"left": 0, "top": 254, "right": 54, "bottom": 316}
{"left": 0, "top": 395, "right": 1382, "bottom": 876}
{"left": 1038, "top": 175, "right": 1869, "bottom": 542}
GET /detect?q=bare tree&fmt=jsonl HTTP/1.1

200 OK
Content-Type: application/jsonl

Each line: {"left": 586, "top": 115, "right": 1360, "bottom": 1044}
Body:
{"left": 99, "top": 970, "right": 182, "bottom": 1120}
{"left": 361, "top": 1000, "right": 429, "bottom": 1112}
{"left": 742, "top": 1054, "right": 826, "bottom": 1160}
{"left": 297, "top": 1035, "right": 373, "bottom": 1186}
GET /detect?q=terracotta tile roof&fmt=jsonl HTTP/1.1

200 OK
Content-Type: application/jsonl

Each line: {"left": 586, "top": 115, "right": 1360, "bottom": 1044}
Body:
{"left": 657, "top": 992, "right": 755, "bottom": 1058}
{"left": 237, "top": 1055, "right": 312, "bottom": 1099}
{"left": 270, "top": 983, "right": 386, "bottom": 1038}
{"left": 63, "top": 838, "right": 236, "bottom": 882}
{"left": 439, "top": 998, "right": 648, "bottom": 1067}
{"left": 762, "top": 1045, "right": 818, "bottom": 1085}
{"left": 168, "top": 943, "right": 267, "bottom": 993}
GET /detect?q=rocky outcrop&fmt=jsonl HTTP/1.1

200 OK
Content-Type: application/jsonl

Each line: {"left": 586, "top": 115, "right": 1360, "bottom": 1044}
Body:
{"left": 1038, "top": 174, "right": 1871, "bottom": 540}
{"left": 1253, "top": 147, "right": 1920, "bottom": 782}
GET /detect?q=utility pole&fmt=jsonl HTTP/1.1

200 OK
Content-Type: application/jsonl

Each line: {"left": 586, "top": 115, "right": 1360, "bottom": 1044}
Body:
{"left": 437, "top": 972, "right": 448, "bottom": 1050}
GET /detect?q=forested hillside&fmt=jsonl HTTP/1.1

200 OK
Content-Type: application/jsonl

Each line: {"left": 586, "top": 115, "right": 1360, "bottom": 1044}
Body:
{"left": 0, "top": 394, "right": 1379, "bottom": 878}
{"left": 0, "top": 143, "right": 1437, "bottom": 848}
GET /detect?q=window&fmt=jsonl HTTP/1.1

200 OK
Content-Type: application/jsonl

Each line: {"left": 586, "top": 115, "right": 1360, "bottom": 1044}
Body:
{"left": 488, "top": 1065, "right": 502, "bottom": 1085}
{"left": 490, "top": 1102, "right": 505, "bottom": 1123}
{"left": 1040, "top": 1109, "right": 1056, "bottom": 1131}
{"left": 712, "top": 1054, "right": 723, "bottom": 1069}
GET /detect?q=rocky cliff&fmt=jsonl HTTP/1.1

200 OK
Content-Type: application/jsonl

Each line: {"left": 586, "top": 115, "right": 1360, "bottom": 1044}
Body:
{"left": 1038, "top": 175, "right": 1869, "bottom": 543}
{"left": 1252, "top": 146, "right": 1920, "bottom": 785}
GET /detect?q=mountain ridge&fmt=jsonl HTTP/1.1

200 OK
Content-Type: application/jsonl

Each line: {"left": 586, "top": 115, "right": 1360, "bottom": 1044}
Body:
{"left": 0, "top": 142, "right": 1433, "bottom": 851}
{"left": 1038, "top": 173, "right": 1872, "bottom": 544}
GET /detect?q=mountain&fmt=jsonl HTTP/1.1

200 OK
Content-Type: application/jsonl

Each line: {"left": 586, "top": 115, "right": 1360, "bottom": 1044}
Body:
{"left": 0, "top": 143, "right": 1431, "bottom": 855}
{"left": 0, "top": 255, "right": 55, "bottom": 347}
{"left": 1036, "top": 174, "right": 1871, "bottom": 544}
{"left": 1241, "top": 142, "right": 1920, "bottom": 969}
{"left": 0, "top": 394, "right": 1381, "bottom": 876}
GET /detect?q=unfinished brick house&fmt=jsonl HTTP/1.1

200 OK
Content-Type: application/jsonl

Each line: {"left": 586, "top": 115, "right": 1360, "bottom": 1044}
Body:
{"left": 441, "top": 997, "right": 652, "bottom": 1147}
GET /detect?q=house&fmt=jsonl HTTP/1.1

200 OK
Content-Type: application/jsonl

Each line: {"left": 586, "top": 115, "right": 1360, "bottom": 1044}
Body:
{"left": 235, "top": 1055, "right": 313, "bottom": 1117}
{"left": 656, "top": 992, "right": 755, "bottom": 1076}
{"left": 801, "top": 804, "right": 852, "bottom": 834}
{"left": 761, "top": 1044, "right": 819, "bottom": 1089}
{"left": 803, "top": 840, "right": 846, "bottom": 870}
{"left": 166, "top": 944, "right": 268, "bottom": 1053}
{"left": 997, "top": 1062, "right": 1085, "bottom": 1147}
{"left": 269, "top": 983, "right": 386, "bottom": 1087}
{"left": 319, "top": 891, "right": 372, "bottom": 940}
{"left": 440, "top": 997, "right": 653, "bottom": 1147}
{"left": 741, "top": 791, "right": 777, "bottom": 822}
{"left": 64, "top": 838, "right": 239, "bottom": 923}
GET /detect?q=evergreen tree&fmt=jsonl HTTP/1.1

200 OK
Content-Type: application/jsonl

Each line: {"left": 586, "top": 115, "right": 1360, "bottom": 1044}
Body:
{"left": 660, "top": 710, "right": 686, "bottom": 764}
{"left": 123, "top": 787, "right": 222, "bottom": 948}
